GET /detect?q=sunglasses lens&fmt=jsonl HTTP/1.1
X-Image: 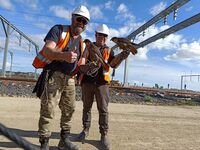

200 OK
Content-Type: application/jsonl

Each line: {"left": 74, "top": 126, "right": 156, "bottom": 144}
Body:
{"left": 76, "top": 17, "right": 87, "bottom": 25}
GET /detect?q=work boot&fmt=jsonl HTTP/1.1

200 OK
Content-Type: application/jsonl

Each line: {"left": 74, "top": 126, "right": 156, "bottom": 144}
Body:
{"left": 76, "top": 129, "right": 89, "bottom": 144}
{"left": 58, "top": 130, "right": 79, "bottom": 150}
{"left": 100, "top": 134, "right": 110, "bottom": 150}
{"left": 39, "top": 137, "right": 49, "bottom": 150}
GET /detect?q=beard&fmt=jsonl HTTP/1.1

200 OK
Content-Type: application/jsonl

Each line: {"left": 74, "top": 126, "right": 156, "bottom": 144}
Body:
{"left": 74, "top": 26, "right": 85, "bottom": 35}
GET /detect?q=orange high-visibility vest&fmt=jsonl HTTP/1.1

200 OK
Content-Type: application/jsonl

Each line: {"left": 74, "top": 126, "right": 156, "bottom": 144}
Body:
{"left": 102, "top": 47, "right": 111, "bottom": 82}
{"left": 32, "top": 25, "right": 85, "bottom": 70}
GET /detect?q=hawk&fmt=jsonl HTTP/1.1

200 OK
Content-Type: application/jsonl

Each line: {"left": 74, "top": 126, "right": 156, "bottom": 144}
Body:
{"left": 111, "top": 37, "right": 138, "bottom": 55}
{"left": 79, "top": 39, "right": 109, "bottom": 76}
{"left": 84, "top": 39, "right": 109, "bottom": 70}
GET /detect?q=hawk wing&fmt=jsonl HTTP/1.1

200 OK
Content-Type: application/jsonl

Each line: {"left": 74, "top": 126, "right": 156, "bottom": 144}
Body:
{"left": 84, "top": 39, "right": 103, "bottom": 62}
{"left": 84, "top": 39, "right": 109, "bottom": 70}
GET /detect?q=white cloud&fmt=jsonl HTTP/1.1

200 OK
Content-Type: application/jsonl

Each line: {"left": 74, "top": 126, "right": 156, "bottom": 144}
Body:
{"left": 131, "top": 25, "right": 186, "bottom": 59}
{"left": 16, "top": 0, "right": 38, "bottom": 10}
{"left": 23, "top": 14, "right": 54, "bottom": 31}
{"left": 23, "top": 14, "right": 35, "bottom": 22}
{"left": 117, "top": 3, "right": 127, "bottom": 13}
{"left": 114, "top": 60, "right": 182, "bottom": 88}
{"left": 30, "top": 34, "right": 46, "bottom": 49}
{"left": 108, "top": 22, "right": 142, "bottom": 41}
{"left": 108, "top": 20, "right": 200, "bottom": 68}
{"left": 150, "top": 2, "right": 166, "bottom": 16}
{"left": 34, "top": 23, "right": 51, "bottom": 31}
{"left": 85, "top": 22, "right": 98, "bottom": 33}
{"left": 105, "top": 1, "right": 114, "bottom": 10}
{"left": 148, "top": 33, "right": 185, "bottom": 50}
{"left": 133, "top": 47, "right": 148, "bottom": 60}
{"left": 90, "top": 6, "right": 103, "bottom": 19}
{"left": 164, "top": 40, "right": 200, "bottom": 64}
{"left": 114, "top": 59, "right": 200, "bottom": 90}
{"left": 49, "top": 6, "right": 71, "bottom": 20}
{"left": 0, "top": 0, "right": 14, "bottom": 10}
{"left": 115, "top": 3, "right": 135, "bottom": 24}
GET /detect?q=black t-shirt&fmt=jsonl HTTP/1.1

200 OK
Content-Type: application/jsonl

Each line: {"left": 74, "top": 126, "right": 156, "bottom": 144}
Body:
{"left": 44, "top": 25, "right": 84, "bottom": 75}
{"left": 82, "top": 43, "right": 114, "bottom": 85}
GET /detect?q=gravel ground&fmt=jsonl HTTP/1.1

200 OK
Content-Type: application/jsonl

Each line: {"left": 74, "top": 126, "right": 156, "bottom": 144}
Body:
{"left": 0, "top": 97, "right": 200, "bottom": 150}
{"left": 0, "top": 81, "right": 200, "bottom": 105}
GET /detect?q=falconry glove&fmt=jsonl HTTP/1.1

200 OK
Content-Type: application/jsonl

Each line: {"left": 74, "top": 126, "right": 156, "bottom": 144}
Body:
{"left": 109, "top": 50, "right": 130, "bottom": 68}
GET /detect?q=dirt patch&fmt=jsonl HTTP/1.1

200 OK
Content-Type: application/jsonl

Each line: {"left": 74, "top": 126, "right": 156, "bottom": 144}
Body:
{"left": 0, "top": 97, "right": 200, "bottom": 150}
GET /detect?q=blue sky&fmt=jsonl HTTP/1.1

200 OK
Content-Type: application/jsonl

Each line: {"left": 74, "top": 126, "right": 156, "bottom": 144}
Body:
{"left": 0, "top": 0, "right": 200, "bottom": 91}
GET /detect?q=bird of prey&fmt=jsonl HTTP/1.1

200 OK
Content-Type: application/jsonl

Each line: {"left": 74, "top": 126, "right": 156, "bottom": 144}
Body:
{"left": 110, "top": 37, "right": 139, "bottom": 55}
{"left": 84, "top": 39, "right": 109, "bottom": 71}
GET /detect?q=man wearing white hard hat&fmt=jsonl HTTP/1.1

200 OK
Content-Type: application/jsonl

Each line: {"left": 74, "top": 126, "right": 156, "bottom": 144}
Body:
{"left": 33, "top": 5, "right": 90, "bottom": 150}
{"left": 76, "top": 24, "right": 130, "bottom": 150}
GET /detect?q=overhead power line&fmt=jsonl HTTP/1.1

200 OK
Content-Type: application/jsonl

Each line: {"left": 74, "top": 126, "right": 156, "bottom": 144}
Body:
{"left": 110, "top": 0, "right": 200, "bottom": 87}
{"left": 111, "top": 0, "right": 190, "bottom": 51}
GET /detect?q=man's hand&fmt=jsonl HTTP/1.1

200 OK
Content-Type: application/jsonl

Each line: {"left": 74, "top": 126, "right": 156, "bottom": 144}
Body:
{"left": 62, "top": 51, "right": 78, "bottom": 63}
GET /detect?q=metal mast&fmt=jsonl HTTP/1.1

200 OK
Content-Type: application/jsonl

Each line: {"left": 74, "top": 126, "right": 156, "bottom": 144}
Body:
{"left": 0, "top": 15, "right": 39, "bottom": 77}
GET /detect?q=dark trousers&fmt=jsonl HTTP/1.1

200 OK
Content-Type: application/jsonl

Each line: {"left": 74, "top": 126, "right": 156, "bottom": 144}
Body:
{"left": 81, "top": 82, "right": 109, "bottom": 135}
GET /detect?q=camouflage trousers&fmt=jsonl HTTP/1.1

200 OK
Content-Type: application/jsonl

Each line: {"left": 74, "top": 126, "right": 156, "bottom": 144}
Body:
{"left": 38, "top": 71, "right": 76, "bottom": 137}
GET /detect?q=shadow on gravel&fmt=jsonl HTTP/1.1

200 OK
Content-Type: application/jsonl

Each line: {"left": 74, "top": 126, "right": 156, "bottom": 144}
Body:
{"left": 0, "top": 127, "right": 81, "bottom": 149}
{"left": 8, "top": 128, "right": 61, "bottom": 139}
{"left": 70, "top": 133, "right": 103, "bottom": 150}
{"left": 84, "top": 139, "right": 102, "bottom": 150}
{"left": 0, "top": 141, "right": 18, "bottom": 148}
{"left": 49, "top": 133, "right": 103, "bottom": 150}
{"left": 0, "top": 141, "right": 39, "bottom": 150}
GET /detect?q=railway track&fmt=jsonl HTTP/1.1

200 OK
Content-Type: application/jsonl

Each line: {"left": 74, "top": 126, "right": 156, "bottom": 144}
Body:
{"left": 110, "top": 86, "right": 200, "bottom": 98}
{"left": 1, "top": 77, "right": 200, "bottom": 98}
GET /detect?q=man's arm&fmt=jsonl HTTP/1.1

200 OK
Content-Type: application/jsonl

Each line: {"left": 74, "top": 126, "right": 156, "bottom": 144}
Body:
{"left": 43, "top": 40, "right": 78, "bottom": 63}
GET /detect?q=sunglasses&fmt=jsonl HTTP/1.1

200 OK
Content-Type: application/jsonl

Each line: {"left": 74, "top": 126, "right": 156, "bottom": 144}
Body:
{"left": 75, "top": 17, "right": 88, "bottom": 25}
{"left": 97, "top": 32, "right": 108, "bottom": 37}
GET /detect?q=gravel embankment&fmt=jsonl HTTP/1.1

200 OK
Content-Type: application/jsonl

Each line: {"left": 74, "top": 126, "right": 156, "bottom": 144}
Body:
{"left": 0, "top": 81, "right": 200, "bottom": 105}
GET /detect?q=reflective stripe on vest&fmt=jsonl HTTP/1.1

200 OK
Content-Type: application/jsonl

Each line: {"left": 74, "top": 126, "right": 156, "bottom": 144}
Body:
{"left": 32, "top": 25, "right": 70, "bottom": 69}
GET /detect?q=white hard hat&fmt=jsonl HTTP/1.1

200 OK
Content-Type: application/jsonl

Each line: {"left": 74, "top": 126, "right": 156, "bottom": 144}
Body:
{"left": 96, "top": 24, "right": 110, "bottom": 36}
{"left": 72, "top": 5, "right": 90, "bottom": 21}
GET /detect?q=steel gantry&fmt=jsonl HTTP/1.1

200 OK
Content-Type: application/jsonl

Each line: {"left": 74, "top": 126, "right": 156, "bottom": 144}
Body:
{"left": 0, "top": 15, "right": 39, "bottom": 77}
{"left": 180, "top": 74, "right": 200, "bottom": 90}
{"left": 111, "top": 0, "right": 200, "bottom": 86}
